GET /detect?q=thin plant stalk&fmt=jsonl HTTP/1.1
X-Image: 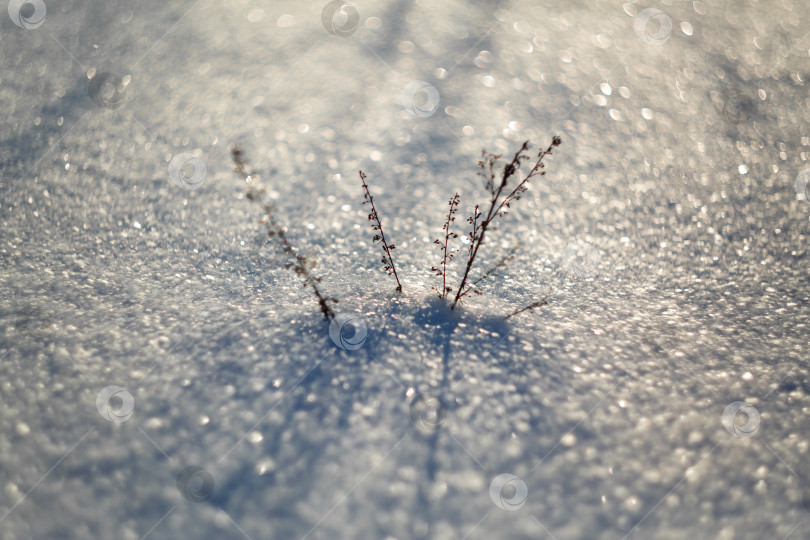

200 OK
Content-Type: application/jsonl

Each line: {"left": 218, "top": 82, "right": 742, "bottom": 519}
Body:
{"left": 233, "top": 148, "right": 337, "bottom": 321}
{"left": 451, "top": 136, "right": 561, "bottom": 309}
{"left": 431, "top": 193, "right": 460, "bottom": 298}
{"left": 466, "top": 243, "right": 520, "bottom": 295}
{"left": 505, "top": 288, "right": 552, "bottom": 319}
{"left": 360, "top": 171, "right": 403, "bottom": 292}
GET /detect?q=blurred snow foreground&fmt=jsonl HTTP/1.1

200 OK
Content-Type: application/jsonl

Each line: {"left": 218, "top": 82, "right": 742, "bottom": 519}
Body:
{"left": 2, "top": 0, "right": 810, "bottom": 539}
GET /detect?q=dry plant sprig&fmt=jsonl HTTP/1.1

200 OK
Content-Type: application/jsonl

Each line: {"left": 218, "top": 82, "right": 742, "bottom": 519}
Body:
{"left": 451, "top": 136, "right": 562, "bottom": 310}
{"left": 505, "top": 288, "right": 552, "bottom": 319}
{"left": 233, "top": 148, "right": 338, "bottom": 321}
{"left": 360, "top": 171, "right": 403, "bottom": 292}
{"left": 431, "top": 193, "right": 460, "bottom": 298}
{"left": 465, "top": 243, "right": 520, "bottom": 296}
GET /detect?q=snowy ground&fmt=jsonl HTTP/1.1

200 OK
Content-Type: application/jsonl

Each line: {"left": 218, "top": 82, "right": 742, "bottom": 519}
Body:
{"left": 2, "top": 0, "right": 810, "bottom": 538}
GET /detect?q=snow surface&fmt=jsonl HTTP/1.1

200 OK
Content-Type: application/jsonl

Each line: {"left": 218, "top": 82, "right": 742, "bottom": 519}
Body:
{"left": 2, "top": 0, "right": 810, "bottom": 538}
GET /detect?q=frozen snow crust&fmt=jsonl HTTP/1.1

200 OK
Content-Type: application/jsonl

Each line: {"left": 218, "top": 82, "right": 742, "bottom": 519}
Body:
{"left": 2, "top": 0, "right": 810, "bottom": 539}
